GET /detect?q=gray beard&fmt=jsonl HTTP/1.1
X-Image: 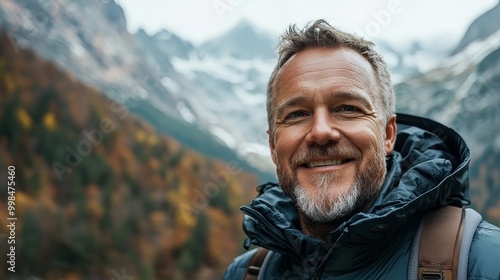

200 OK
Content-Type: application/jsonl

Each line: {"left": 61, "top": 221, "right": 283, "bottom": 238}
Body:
{"left": 278, "top": 143, "right": 387, "bottom": 224}
{"left": 293, "top": 172, "right": 363, "bottom": 223}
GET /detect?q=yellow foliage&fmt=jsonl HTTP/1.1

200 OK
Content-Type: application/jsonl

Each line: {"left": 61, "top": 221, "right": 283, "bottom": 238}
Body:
{"left": 146, "top": 134, "right": 158, "bottom": 146}
{"left": 170, "top": 186, "right": 197, "bottom": 229}
{"left": 13, "top": 191, "right": 34, "bottom": 217}
{"left": 176, "top": 204, "right": 196, "bottom": 228}
{"left": 42, "top": 112, "right": 57, "bottom": 131}
{"left": 135, "top": 130, "right": 146, "bottom": 143}
{"left": 4, "top": 73, "right": 15, "bottom": 94}
{"left": 17, "top": 107, "right": 32, "bottom": 130}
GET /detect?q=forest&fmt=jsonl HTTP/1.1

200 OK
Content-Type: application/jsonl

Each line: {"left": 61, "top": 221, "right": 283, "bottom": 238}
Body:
{"left": 0, "top": 30, "right": 258, "bottom": 279}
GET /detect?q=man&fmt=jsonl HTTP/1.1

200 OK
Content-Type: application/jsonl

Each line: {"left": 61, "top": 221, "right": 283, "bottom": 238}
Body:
{"left": 223, "top": 20, "right": 500, "bottom": 279}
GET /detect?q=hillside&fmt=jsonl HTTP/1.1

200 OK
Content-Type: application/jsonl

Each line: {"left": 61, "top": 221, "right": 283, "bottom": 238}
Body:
{"left": 0, "top": 30, "right": 257, "bottom": 280}
{"left": 0, "top": 0, "right": 274, "bottom": 182}
{"left": 395, "top": 18, "right": 500, "bottom": 224}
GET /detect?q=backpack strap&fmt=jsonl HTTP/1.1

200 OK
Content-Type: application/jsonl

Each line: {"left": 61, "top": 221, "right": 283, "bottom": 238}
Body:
{"left": 408, "top": 205, "right": 481, "bottom": 280}
{"left": 417, "top": 206, "right": 464, "bottom": 280}
{"left": 243, "top": 247, "right": 269, "bottom": 280}
{"left": 456, "top": 208, "right": 482, "bottom": 279}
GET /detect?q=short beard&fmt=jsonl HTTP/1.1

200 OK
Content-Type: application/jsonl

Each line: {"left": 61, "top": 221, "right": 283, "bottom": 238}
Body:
{"left": 292, "top": 167, "right": 376, "bottom": 223}
{"left": 293, "top": 177, "right": 360, "bottom": 223}
{"left": 277, "top": 142, "right": 387, "bottom": 224}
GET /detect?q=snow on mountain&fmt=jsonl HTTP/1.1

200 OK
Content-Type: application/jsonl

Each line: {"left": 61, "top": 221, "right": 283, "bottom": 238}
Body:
{"left": 146, "top": 22, "right": 278, "bottom": 172}
{"left": 396, "top": 27, "right": 500, "bottom": 122}
{"left": 375, "top": 40, "right": 450, "bottom": 83}
{"left": 394, "top": 4, "right": 500, "bottom": 221}
{"left": 395, "top": 19, "right": 500, "bottom": 152}
{"left": 199, "top": 20, "right": 277, "bottom": 60}
{"left": 0, "top": 0, "right": 275, "bottom": 181}
{"left": 452, "top": 1, "right": 500, "bottom": 55}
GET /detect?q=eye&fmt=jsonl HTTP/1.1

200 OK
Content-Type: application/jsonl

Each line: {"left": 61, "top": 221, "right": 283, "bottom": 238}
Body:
{"left": 339, "top": 105, "right": 359, "bottom": 112}
{"left": 285, "top": 111, "right": 308, "bottom": 119}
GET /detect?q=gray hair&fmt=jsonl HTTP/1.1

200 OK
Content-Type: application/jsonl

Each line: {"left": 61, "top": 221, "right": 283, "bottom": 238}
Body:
{"left": 266, "top": 19, "right": 395, "bottom": 131}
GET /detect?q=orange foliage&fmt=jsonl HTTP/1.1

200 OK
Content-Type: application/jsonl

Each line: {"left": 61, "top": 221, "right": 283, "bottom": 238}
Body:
{"left": 0, "top": 29, "right": 259, "bottom": 279}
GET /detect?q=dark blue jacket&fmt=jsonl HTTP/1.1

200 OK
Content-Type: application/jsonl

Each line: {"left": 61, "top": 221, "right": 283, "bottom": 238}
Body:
{"left": 223, "top": 114, "right": 500, "bottom": 279}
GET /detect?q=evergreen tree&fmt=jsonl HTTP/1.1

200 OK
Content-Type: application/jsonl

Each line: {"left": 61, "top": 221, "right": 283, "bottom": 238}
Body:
{"left": 178, "top": 213, "right": 209, "bottom": 275}
{"left": 19, "top": 211, "right": 43, "bottom": 275}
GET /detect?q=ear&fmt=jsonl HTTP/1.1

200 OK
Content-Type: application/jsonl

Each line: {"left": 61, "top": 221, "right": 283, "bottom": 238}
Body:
{"left": 267, "top": 129, "right": 277, "bottom": 164}
{"left": 384, "top": 115, "right": 397, "bottom": 155}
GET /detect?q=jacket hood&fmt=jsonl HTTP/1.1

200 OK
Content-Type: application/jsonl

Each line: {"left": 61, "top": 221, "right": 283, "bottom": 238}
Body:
{"left": 241, "top": 114, "right": 471, "bottom": 272}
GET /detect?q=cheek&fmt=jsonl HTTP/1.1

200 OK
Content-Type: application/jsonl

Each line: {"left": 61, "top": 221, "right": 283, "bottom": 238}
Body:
{"left": 343, "top": 124, "right": 384, "bottom": 154}
{"left": 274, "top": 138, "right": 292, "bottom": 164}
{"left": 274, "top": 128, "right": 305, "bottom": 163}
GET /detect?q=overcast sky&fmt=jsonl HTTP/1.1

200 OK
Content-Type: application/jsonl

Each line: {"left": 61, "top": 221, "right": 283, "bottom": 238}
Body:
{"left": 115, "top": 0, "right": 497, "bottom": 50}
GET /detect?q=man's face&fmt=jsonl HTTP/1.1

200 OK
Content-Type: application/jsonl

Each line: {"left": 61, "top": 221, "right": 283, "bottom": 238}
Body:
{"left": 268, "top": 47, "right": 396, "bottom": 223}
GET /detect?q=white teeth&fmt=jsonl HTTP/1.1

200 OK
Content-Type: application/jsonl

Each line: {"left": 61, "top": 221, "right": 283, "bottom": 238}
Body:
{"left": 307, "top": 159, "right": 342, "bottom": 168}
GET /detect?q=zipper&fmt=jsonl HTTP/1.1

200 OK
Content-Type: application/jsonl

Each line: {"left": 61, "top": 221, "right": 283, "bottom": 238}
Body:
{"left": 314, "top": 226, "right": 350, "bottom": 278}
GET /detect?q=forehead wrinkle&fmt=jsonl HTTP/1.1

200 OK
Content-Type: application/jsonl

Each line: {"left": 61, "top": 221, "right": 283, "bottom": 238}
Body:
{"left": 277, "top": 60, "right": 371, "bottom": 85}
{"left": 277, "top": 68, "right": 373, "bottom": 97}
{"left": 278, "top": 56, "right": 374, "bottom": 81}
{"left": 307, "top": 60, "right": 374, "bottom": 79}
{"left": 275, "top": 61, "right": 376, "bottom": 96}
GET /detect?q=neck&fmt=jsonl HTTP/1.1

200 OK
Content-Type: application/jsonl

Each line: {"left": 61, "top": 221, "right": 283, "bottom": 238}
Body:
{"left": 298, "top": 212, "right": 348, "bottom": 241}
{"left": 297, "top": 200, "right": 375, "bottom": 241}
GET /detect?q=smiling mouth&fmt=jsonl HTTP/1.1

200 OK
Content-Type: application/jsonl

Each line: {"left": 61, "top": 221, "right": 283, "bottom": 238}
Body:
{"left": 303, "top": 159, "right": 351, "bottom": 168}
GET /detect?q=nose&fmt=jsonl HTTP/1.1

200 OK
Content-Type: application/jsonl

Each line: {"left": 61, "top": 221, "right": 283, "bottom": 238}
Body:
{"left": 305, "top": 108, "right": 341, "bottom": 146}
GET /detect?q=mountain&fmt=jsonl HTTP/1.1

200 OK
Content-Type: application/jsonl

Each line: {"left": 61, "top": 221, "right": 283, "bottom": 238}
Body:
{"left": 135, "top": 20, "right": 278, "bottom": 173}
{"left": 395, "top": 11, "right": 500, "bottom": 224}
{"left": 200, "top": 20, "right": 276, "bottom": 60}
{"left": 0, "top": 0, "right": 175, "bottom": 106}
{"left": 134, "top": 28, "right": 194, "bottom": 76}
{"left": 0, "top": 0, "right": 274, "bottom": 182}
{"left": 452, "top": 2, "right": 500, "bottom": 55}
{"left": 137, "top": 28, "right": 194, "bottom": 60}
{"left": 374, "top": 40, "right": 452, "bottom": 83}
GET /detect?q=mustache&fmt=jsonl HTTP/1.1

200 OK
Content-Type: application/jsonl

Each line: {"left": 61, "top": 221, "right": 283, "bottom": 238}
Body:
{"left": 290, "top": 144, "right": 361, "bottom": 169}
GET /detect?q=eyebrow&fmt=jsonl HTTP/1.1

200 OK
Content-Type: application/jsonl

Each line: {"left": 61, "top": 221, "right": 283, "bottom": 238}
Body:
{"left": 332, "top": 91, "right": 373, "bottom": 110}
{"left": 275, "top": 95, "right": 308, "bottom": 119}
{"left": 274, "top": 91, "right": 374, "bottom": 119}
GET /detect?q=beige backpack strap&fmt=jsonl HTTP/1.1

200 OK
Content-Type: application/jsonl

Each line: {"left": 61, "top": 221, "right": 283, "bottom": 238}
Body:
{"left": 243, "top": 247, "right": 269, "bottom": 280}
{"left": 418, "top": 206, "right": 465, "bottom": 280}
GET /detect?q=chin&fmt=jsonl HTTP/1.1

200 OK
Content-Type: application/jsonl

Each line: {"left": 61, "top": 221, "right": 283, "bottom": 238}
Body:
{"left": 293, "top": 182, "right": 361, "bottom": 223}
